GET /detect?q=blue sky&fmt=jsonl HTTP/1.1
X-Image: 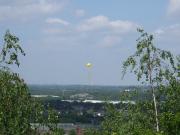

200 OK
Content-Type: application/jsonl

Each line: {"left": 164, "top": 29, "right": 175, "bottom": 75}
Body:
{"left": 0, "top": 0, "right": 180, "bottom": 85}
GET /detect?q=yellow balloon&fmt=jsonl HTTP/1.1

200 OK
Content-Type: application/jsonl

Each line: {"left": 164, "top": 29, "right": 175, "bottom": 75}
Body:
{"left": 85, "top": 63, "right": 92, "bottom": 68}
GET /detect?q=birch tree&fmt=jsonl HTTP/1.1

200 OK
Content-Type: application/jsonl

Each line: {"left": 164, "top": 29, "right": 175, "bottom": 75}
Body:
{"left": 122, "top": 29, "right": 175, "bottom": 132}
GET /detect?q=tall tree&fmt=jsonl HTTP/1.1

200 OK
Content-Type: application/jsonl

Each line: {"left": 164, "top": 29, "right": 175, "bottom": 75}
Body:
{"left": 0, "top": 30, "right": 32, "bottom": 134}
{"left": 122, "top": 29, "right": 175, "bottom": 132}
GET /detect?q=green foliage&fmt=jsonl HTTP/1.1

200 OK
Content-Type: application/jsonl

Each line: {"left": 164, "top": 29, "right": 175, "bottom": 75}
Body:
{"left": 69, "top": 129, "right": 77, "bottom": 135}
{"left": 0, "top": 70, "right": 32, "bottom": 135}
{"left": 159, "top": 61, "right": 180, "bottom": 135}
{"left": 0, "top": 30, "right": 32, "bottom": 135}
{"left": 122, "top": 28, "right": 175, "bottom": 84}
{"left": 122, "top": 29, "right": 176, "bottom": 132}
{"left": 46, "top": 105, "right": 60, "bottom": 132}
{"left": 50, "top": 128, "right": 65, "bottom": 135}
{"left": 84, "top": 128, "right": 101, "bottom": 135}
{"left": 101, "top": 102, "right": 157, "bottom": 135}
{"left": 0, "top": 30, "right": 25, "bottom": 67}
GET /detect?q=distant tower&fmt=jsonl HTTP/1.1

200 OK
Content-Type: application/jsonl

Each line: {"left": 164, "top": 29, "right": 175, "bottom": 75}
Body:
{"left": 85, "top": 62, "right": 93, "bottom": 85}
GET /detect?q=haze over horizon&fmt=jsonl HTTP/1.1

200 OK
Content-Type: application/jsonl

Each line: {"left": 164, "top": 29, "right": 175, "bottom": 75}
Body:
{"left": 0, "top": 0, "right": 180, "bottom": 85}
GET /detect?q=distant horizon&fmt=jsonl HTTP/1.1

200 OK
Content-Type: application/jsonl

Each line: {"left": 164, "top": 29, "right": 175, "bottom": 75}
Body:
{"left": 28, "top": 84, "right": 148, "bottom": 87}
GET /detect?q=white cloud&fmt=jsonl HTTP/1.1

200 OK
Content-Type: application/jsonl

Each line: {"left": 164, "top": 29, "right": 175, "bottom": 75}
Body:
{"left": 46, "top": 18, "right": 70, "bottom": 26}
{"left": 99, "top": 36, "right": 122, "bottom": 48}
{"left": 43, "top": 28, "right": 73, "bottom": 35}
{"left": 109, "top": 20, "right": 138, "bottom": 33}
{"left": 154, "top": 24, "right": 180, "bottom": 37}
{"left": 43, "top": 15, "right": 138, "bottom": 48}
{"left": 75, "top": 9, "right": 85, "bottom": 17}
{"left": 0, "top": 0, "right": 67, "bottom": 21}
{"left": 154, "top": 24, "right": 180, "bottom": 54}
{"left": 77, "top": 15, "right": 138, "bottom": 33}
{"left": 167, "top": 0, "right": 180, "bottom": 17}
{"left": 44, "top": 15, "right": 138, "bottom": 36}
{"left": 77, "top": 16, "right": 109, "bottom": 31}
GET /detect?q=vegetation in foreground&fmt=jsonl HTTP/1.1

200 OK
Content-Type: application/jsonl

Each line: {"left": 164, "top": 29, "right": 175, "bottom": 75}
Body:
{"left": 0, "top": 29, "right": 179, "bottom": 135}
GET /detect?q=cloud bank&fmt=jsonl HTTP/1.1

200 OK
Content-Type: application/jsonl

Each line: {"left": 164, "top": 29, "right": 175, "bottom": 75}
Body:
{"left": 167, "top": 0, "right": 180, "bottom": 17}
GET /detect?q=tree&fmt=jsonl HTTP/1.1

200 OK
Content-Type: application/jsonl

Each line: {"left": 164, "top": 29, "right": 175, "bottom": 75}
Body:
{"left": 101, "top": 99, "right": 156, "bottom": 135}
{"left": 69, "top": 129, "right": 77, "bottom": 135}
{"left": 0, "top": 30, "right": 33, "bottom": 134}
{"left": 84, "top": 128, "right": 101, "bottom": 135}
{"left": 158, "top": 55, "right": 180, "bottom": 135}
{"left": 122, "top": 29, "right": 175, "bottom": 132}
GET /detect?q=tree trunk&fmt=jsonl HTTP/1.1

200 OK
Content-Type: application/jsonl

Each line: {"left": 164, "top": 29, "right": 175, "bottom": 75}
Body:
{"left": 151, "top": 86, "right": 159, "bottom": 132}
{"left": 149, "top": 72, "right": 159, "bottom": 132}
{"left": 148, "top": 48, "right": 160, "bottom": 132}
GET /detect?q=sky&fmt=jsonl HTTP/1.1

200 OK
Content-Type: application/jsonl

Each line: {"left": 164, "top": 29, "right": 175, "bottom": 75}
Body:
{"left": 0, "top": 0, "right": 180, "bottom": 85}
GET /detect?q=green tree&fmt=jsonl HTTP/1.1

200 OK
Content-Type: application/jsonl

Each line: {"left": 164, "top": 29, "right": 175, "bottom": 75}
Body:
{"left": 0, "top": 30, "right": 32, "bottom": 135}
{"left": 101, "top": 101, "right": 156, "bottom": 135}
{"left": 46, "top": 105, "right": 60, "bottom": 132}
{"left": 158, "top": 55, "right": 180, "bottom": 135}
{"left": 69, "top": 129, "right": 76, "bottom": 135}
{"left": 84, "top": 128, "right": 101, "bottom": 135}
{"left": 122, "top": 29, "right": 175, "bottom": 133}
